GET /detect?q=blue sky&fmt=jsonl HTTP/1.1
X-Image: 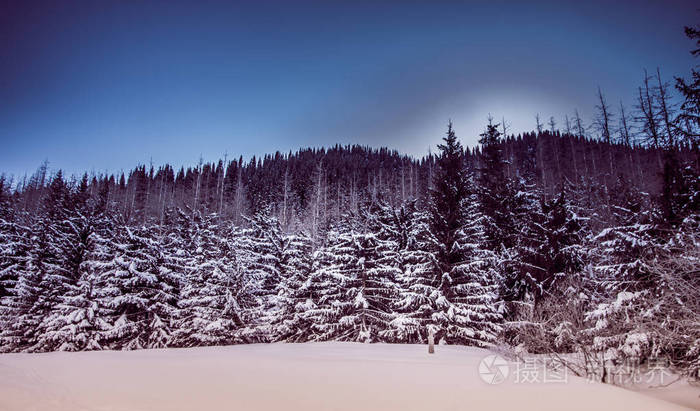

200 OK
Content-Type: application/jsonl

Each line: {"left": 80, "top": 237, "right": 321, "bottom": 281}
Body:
{"left": 1, "top": 0, "right": 697, "bottom": 180}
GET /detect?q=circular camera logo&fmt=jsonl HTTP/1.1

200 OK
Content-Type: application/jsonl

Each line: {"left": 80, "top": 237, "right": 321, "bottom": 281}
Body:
{"left": 478, "top": 355, "right": 510, "bottom": 384}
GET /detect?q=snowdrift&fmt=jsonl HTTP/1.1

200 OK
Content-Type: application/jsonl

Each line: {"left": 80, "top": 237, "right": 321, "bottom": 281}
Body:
{"left": 0, "top": 343, "right": 696, "bottom": 410}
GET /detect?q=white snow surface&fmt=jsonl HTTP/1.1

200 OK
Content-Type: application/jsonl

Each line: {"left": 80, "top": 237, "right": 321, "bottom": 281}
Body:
{"left": 0, "top": 342, "right": 697, "bottom": 411}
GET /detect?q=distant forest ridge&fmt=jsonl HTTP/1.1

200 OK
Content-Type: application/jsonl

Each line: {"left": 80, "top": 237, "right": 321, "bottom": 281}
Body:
{"left": 2, "top": 127, "right": 697, "bottom": 231}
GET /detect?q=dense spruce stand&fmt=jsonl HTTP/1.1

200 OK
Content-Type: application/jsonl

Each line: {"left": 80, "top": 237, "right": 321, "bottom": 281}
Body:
{"left": 1, "top": 26, "right": 699, "bottom": 382}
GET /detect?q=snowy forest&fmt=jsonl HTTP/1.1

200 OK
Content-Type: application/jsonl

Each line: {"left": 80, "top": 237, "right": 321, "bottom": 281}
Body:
{"left": 0, "top": 27, "right": 699, "bottom": 382}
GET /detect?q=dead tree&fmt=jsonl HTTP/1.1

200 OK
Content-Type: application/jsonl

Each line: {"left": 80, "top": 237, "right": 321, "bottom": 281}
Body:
{"left": 637, "top": 69, "right": 664, "bottom": 169}
{"left": 595, "top": 87, "right": 615, "bottom": 181}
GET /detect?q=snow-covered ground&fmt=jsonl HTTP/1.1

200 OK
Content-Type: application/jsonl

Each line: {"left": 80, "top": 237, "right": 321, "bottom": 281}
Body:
{"left": 0, "top": 343, "right": 697, "bottom": 411}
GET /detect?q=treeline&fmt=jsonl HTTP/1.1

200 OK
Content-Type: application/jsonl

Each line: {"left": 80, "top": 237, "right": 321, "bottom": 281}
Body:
{"left": 0, "top": 25, "right": 699, "bottom": 381}
{"left": 6, "top": 130, "right": 694, "bottom": 234}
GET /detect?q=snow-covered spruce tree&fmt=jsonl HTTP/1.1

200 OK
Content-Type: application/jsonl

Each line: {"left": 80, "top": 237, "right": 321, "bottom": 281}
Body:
{"left": 495, "top": 181, "right": 539, "bottom": 313}
{"left": 362, "top": 199, "right": 437, "bottom": 343}
{"left": 442, "top": 192, "right": 503, "bottom": 346}
{"left": 475, "top": 121, "right": 533, "bottom": 322}
{"left": 427, "top": 122, "right": 502, "bottom": 346}
{"left": 675, "top": 25, "right": 700, "bottom": 142}
{"left": 32, "top": 182, "right": 116, "bottom": 351}
{"left": 240, "top": 212, "right": 283, "bottom": 299}
{"left": 302, "top": 212, "right": 401, "bottom": 342}
{"left": 275, "top": 217, "right": 352, "bottom": 343}
{"left": 0, "top": 234, "right": 43, "bottom": 352}
{"left": 582, "top": 180, "right": 658, "bottom": 366}
{"left": 173, "top": 213, "right": 251, "bottom": 347}
{"left": 101, "top": 223, "right": 182, "bottom": 350}
{"left": 392, "top": 205, "right": 439, "bottom": 343}
{"left": 0, "top": 185, "right": 33, "bottom": 352}
{"left": 584, "top": 179, "right": 700, "bottom": 379}
{"left": 590, "top": 180, "right": 657, "bottom": 294}
{"left": 235, "top": 211, "right": 284, "bottom": 341}
{"left": 507, "top": 187, "right": 588, "bottom": 353}
{"left": 665, "top": 164, "right": 700, "bottom": 227}
{"left": 0, "top": 176, "right": 26, "bottom": 301}
{"left": 507, "top": 179, "right": 673, "bottom": 378}
{"left": 515, "top": 189, "right": 586, "bottom": 310}
{"left": 272, "top": 231, "right": 315, "bottom": 342}
{"left": 31, "top": 174, "right": 99, "bottom": 351}
{"left": 279, "top": 241, "right": 328, "bottom": 342}
{"left": 656, "top": 215, "right": 700, "bottom": 379}
{"left": 476, "top": 121, "right": 524, "bottom": 252}
{"left": 5, "top": 171, "right": 78, "bottom": 352}
{"left": 583, "top": 231, "right": 700, "bottom": 380}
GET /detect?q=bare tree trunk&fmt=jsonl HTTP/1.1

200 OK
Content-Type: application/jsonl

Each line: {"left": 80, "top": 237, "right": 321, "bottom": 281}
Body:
{"left": 323, "top": 171, "right": 328, "bottom": 224}
{"left": 336, "top": 183, "right": 340, "bottom": 219}
{"left": 619, "top": 102, "right": 637, "bottom": 185}
{"left": 408, "top": 162, "right": 414, "bottom": 199}
{"left": 596, "top": 87, "right": 615, "bottom": 184}
{"left": 535, "top": 113, "right": 543, "bottom": 134}
{"left": 639, "top": 71, "right": 663, "bottom": 169}
{"left": 549, "top": 116, "right": 562, "bottom": 186}
{"left": 427, "top": 149, "right": 434, "bottom": 192}
{"left": 566, "top": 114, "right": 579, "bottom": 182}
{"left": 401, "top": 162, "right": 406, "bottom": 203}
{"left": 656, "top": 67, "right": 675, "bottom": 150}
{"left": 538, "top": 136, "right": 548, "bottom": 200}
{"left": 234, "top": 159, "right": 244, "bottom": 225}
{"left": 145, "top": 160, "right": 152, "bottom": 222}
{"left": 281, "top": 165, "right": 289, "bottom": 229}
{"left": 536, "top": 114, "right": 548, "bottom": 198}
{"left": 219, "top": 153, "right": 227, "bottom": 217}
{"left": 502, "top": 116, "right": 512, "bottom": 179}
{"left": 312, "top": 161, "right": 324, "bottom": 240}
{"left": 193, "top": 156, "right": 203, "bottom": 216}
